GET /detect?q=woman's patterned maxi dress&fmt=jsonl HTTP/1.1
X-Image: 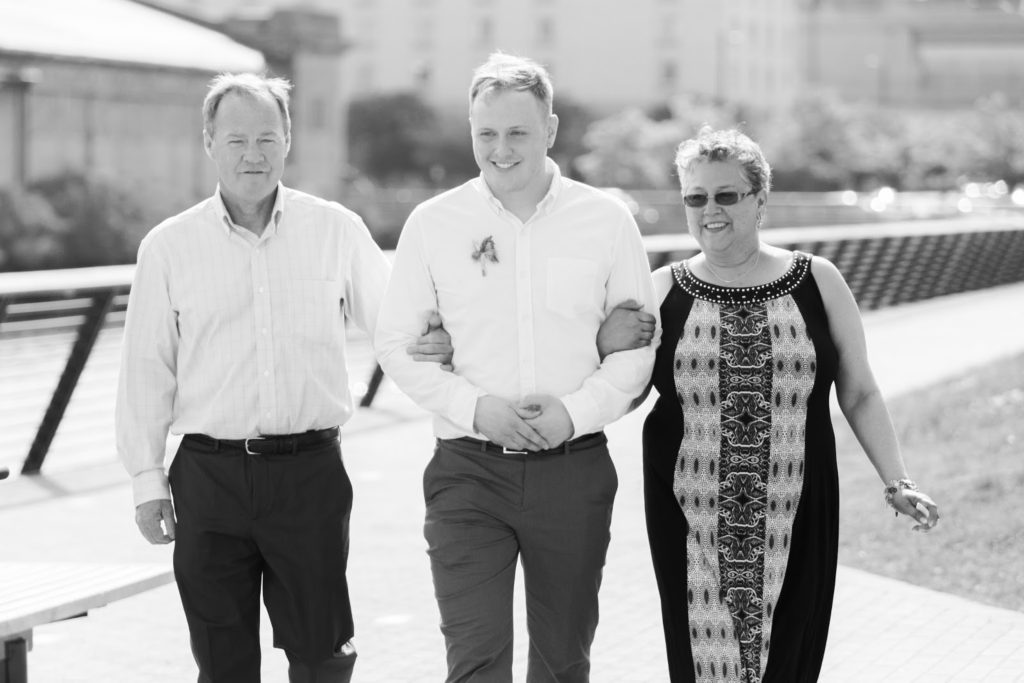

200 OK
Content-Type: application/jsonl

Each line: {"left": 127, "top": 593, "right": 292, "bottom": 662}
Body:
{"left": 642, "top": 252, "right": 840, "bottom": 683}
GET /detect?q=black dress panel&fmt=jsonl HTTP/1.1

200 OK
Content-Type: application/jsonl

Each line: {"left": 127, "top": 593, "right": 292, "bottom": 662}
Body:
{"left": 643, "top": 252, "right": 840, "bottom": 683}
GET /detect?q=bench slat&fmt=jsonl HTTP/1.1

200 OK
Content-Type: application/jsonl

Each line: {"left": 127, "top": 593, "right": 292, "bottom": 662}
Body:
{"left": 0, "top": 562, "right": 175, "bottom": 639}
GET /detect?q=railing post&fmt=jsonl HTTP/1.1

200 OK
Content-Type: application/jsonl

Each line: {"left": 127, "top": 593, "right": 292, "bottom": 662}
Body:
{"left": 359, "top": 364, "right": 386, "bottom": 408}
{"left": 21, "top": 291, "right": 115, "bottom": 475}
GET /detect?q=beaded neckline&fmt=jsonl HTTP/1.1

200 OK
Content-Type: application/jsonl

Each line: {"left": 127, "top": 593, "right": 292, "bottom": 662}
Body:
{"left": 672, "top": 251, "right": 811, "bottom": 305}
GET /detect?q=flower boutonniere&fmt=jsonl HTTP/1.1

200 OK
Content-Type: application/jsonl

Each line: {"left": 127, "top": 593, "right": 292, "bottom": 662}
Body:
{"left": 471, "top": 235, "right": 499, "bottom": 276}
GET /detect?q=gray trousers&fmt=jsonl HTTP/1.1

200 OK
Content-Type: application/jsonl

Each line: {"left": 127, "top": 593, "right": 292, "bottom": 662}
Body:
{"left": 424, "top": 434, "right": 618, "bottom": 683}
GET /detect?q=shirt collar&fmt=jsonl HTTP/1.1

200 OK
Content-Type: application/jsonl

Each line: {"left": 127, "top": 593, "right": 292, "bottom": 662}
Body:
{"left": 473, "top": 158, "right": 563, "bottom": 218}
{"left": 212, "top": 183, "right": 285, "bottom": 238}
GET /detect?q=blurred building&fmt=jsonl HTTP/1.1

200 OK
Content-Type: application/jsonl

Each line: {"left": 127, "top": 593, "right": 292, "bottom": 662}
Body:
{"left": 805, "top": 0, "right": 1024, "bottom": 108}
{"left": 0, "top": 0, "right": 264, "bottom": 217}
{"left": 0, "top": 0, "right": 348, "bottom": 223}
{"left": 143, "top": 0, "right": 1024, "bottom": 119}
{"left": 330, "top": 0, "right": 805, "bottom": 118}
{"left": 149, "top": 0, "right": 804, "bottom": 117}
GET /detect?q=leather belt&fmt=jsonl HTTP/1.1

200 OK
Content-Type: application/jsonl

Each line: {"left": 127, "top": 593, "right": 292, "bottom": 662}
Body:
{"left": 448, "top": 431, "right": 607, "bottom": 456}
{"left": 183, "top": 427, "right": 339, "bottom": 455}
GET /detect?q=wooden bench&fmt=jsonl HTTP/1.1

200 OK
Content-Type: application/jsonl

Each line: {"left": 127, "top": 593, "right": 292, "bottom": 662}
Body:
{"left": 0, "top": 562, "right": 175, "bottom": 683}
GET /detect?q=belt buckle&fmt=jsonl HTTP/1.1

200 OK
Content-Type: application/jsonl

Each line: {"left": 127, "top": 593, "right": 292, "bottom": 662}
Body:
{"left": 502, "top": 446, "right": 528, "bottom": 455}
{"left": 244, "top": 438, "right": 262, "bottom": 455}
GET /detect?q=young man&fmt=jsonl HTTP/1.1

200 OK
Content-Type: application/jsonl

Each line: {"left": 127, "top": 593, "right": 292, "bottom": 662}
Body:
{"left": 375, "top": 54, "right": 659, "bottom": 682}
{"left": 117, "top": 72, "right": 447, "bottom": 683}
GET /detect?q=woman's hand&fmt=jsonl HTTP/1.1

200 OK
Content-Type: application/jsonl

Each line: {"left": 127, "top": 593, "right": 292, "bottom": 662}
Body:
{"left": 891, "top": 488, "right": 940, "bottom": 532}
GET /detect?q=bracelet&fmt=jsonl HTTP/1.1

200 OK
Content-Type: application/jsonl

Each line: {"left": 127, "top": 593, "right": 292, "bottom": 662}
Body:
{"left": 884, "top": 478, "right": 918, "bottom": 510}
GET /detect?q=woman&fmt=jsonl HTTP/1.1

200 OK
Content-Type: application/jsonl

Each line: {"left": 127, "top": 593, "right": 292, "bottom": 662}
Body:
{"left": 639, "top": 128, "right": 939, "bottom": 682}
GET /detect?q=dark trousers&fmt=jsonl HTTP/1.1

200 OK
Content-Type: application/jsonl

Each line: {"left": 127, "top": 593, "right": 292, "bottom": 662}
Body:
{"left": 169, "top": 437, "right": 356, "bottom": 683}
{"left": 424, "top": 435, "right": 618, "bottom": 683}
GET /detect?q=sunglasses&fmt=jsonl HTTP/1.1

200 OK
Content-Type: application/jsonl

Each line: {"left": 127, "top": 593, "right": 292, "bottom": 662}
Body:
{"left": 682, "top": 190, "right": 755, "bottom": 208}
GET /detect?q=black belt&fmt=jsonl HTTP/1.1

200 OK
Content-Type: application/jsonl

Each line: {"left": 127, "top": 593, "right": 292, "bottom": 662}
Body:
{"left": 447, "top": 431, "right": 606, "bottom": 456}
{"left": 183, "top": 427, "right": 339, "bottom": 455}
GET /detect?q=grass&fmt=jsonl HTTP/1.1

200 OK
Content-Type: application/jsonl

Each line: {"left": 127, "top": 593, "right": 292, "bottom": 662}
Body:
{"left": 835, "top": 351, "right": 1024, "bottom": 613}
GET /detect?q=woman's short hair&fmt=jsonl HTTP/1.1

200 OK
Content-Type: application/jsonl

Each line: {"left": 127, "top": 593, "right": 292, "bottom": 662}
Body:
{"left": 203, "top": 72, "right": 293, "bottom": 138}
{"left": 675, "top": 127, "right": 772, "bottom": 195}
{"left": 469, "top": 52, "right": 554, "bottom": 115}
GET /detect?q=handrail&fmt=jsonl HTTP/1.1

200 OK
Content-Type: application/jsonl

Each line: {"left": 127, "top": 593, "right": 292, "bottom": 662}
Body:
{"left": 4, "top": 214, "right": 1024, "bottom": 475}
{"left": 0, "top": 265, "right": 135, "bottom": 297}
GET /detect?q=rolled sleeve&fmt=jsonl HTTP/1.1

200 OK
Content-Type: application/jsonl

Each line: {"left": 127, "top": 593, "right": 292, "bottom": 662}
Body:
{"left": 560, "top": 214, "right": 659, "bottom": 435}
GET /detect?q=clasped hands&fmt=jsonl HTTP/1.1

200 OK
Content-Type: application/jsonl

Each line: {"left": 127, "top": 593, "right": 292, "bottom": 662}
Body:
{"left": 473, "top": 394, "right": 573, "bottom": 452}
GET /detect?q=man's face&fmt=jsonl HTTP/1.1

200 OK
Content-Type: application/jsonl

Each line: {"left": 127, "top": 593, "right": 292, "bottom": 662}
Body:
{"left": 470, "top": 89, "right": 557, "bottom": 204}
{"left": 204, "top": 92, "right": 289, "bottom": 208}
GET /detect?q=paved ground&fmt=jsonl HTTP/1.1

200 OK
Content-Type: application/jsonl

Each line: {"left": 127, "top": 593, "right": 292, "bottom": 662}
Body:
{"left": 2, "top": 281, "right": 1024, "bottom": 681}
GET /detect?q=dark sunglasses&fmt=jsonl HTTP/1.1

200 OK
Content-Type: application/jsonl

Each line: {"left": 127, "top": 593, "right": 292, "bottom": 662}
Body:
{"left": 682, "top": 190, "right": 755, "bottom": 208}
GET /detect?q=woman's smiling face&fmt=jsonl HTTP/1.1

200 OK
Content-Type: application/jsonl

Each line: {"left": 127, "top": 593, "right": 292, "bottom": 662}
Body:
{"left": 681, "top": 159, "right": 762, "bottom": 257}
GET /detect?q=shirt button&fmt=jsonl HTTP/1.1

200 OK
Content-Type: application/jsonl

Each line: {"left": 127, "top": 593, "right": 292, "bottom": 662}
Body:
{"left": 263, "top": 370, "right": 270, "bottom": 377}
{"left": 261, "top": 328, "right": 268, "bottom": 335}
{"left": 258, "top": 287, "right": 265, "bottom": 293}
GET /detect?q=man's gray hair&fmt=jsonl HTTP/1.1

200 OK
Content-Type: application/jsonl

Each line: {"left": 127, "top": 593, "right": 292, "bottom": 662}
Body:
{"left": 202, "top": 72, "right": 293, "bottom": 137}
{"left": 469, "top": 53, "right": 554, "bottom": 115}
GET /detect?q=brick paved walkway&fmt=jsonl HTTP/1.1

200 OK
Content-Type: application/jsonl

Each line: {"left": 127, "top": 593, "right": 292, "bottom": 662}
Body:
{"left": 3, "top": 282, "right": 1024, "bottom": 681}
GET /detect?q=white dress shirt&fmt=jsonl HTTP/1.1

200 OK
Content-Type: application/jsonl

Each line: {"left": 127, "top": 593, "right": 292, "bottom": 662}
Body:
{"left": 375, "top": 161, "right": 659, "bottom": 440}
{"left": 116, "top": 184, "right": 390, "bottom": 506}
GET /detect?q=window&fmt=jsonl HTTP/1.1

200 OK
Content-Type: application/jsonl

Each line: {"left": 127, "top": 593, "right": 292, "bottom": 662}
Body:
{"left": 537, "top": 15, "right": 555, "bottom": 46}
{"left": 478, "top": 15, "right": 494, "bottom": 46}
{"left": 662, "top": 62, "right": 678, "bottom": 87}
{"left": 309, "top": 98, "right": 327, "bottom": 130}
{"left": 414, "top": 61, "right": 433, "bottom": 89}
{"left": 660, "top": 14, "right": 676, "bottom": 47}
{"left": 415, "top": 16, "right": 435, "bottom": 50}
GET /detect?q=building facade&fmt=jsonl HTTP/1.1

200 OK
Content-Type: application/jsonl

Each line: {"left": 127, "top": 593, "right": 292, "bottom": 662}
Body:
{"left": 0, "top": 0, "right": 266, "bottom": 219}
{"left": 331, "top": 0, "right": 803, "bottom": 117}
{"left": 145, "top": 0, "right": 1024, "bottom": 116}
{"left": 805, "top": 0, "right": 1024, "bottom": 109}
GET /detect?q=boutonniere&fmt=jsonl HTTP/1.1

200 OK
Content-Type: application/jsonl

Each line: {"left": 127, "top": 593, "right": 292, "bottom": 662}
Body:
{"left": 471, "top": 235, "right": 499, "bottom": 276}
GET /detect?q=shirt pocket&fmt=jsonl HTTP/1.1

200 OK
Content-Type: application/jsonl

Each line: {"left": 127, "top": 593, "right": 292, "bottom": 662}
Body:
{"left": 285, "top": 278, "right": 343, "bottom": 346}
{"left": 545, "top": 257, "right": 600, "bottom": 319}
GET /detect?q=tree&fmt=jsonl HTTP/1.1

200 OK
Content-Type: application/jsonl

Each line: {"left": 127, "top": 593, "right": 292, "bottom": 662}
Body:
{"left": 550, "top": 97, "right": 598, "bottom": 179}
{"left": 33, "top": 172, "right": 146, "bottom": 267}
{"left": 0, "top": 172, "right": 145, "bottom": 271}
{"left": 575, "top": 94, "right": 746, "bottom": 189}
{"left": 766, "top": 91, "right": 860, "bottom": 191}
{"left": 575, "top": 109, "right": 685, "bottom": 188}
{"left": 962, "top": 93, "right": 1024, "bottom": 186}
{"left": 348, "top": 92, "right": 440, "bottom": 183}
{"left": 0, "top": 186, "right": 67, "bottom": 271}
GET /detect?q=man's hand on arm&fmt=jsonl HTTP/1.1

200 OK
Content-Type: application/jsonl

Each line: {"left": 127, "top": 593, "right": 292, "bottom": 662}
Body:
{"left": 474, "top": 395, "right": 551, "bottom": 451}
{"left": 135, "top": 499, "right": 176, "bottom": 545}
{"left": 517, "top": 394, "right": 574, "bottom": 449}
{"left": 406, "top": 310, "right": 454, "bottom": 371}
{"left": 597, "top": 299, "right": 656, "bottom": 360}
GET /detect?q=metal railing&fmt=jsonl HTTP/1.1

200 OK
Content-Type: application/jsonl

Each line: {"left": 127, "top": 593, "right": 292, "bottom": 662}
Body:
{"left": 3, "top": 214, "right": 1024, "bottom": 475}
{"left": 1, "top": 266, "right": 133, "bottom": 475}
{"left": 643, "top": 215, "right": 1024, "bottom": 309}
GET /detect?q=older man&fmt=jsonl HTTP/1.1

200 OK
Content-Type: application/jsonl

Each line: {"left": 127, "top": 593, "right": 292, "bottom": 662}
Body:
{"left": 116, "top": 72, "right": 446, "bottom": 683}
{"left": 375, "top": 54, "right": 659, "bottom": 682}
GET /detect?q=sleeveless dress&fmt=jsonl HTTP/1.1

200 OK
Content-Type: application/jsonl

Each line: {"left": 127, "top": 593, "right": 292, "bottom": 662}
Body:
{"left": 642, "top": 252, "right": 840, "bottom": 683}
